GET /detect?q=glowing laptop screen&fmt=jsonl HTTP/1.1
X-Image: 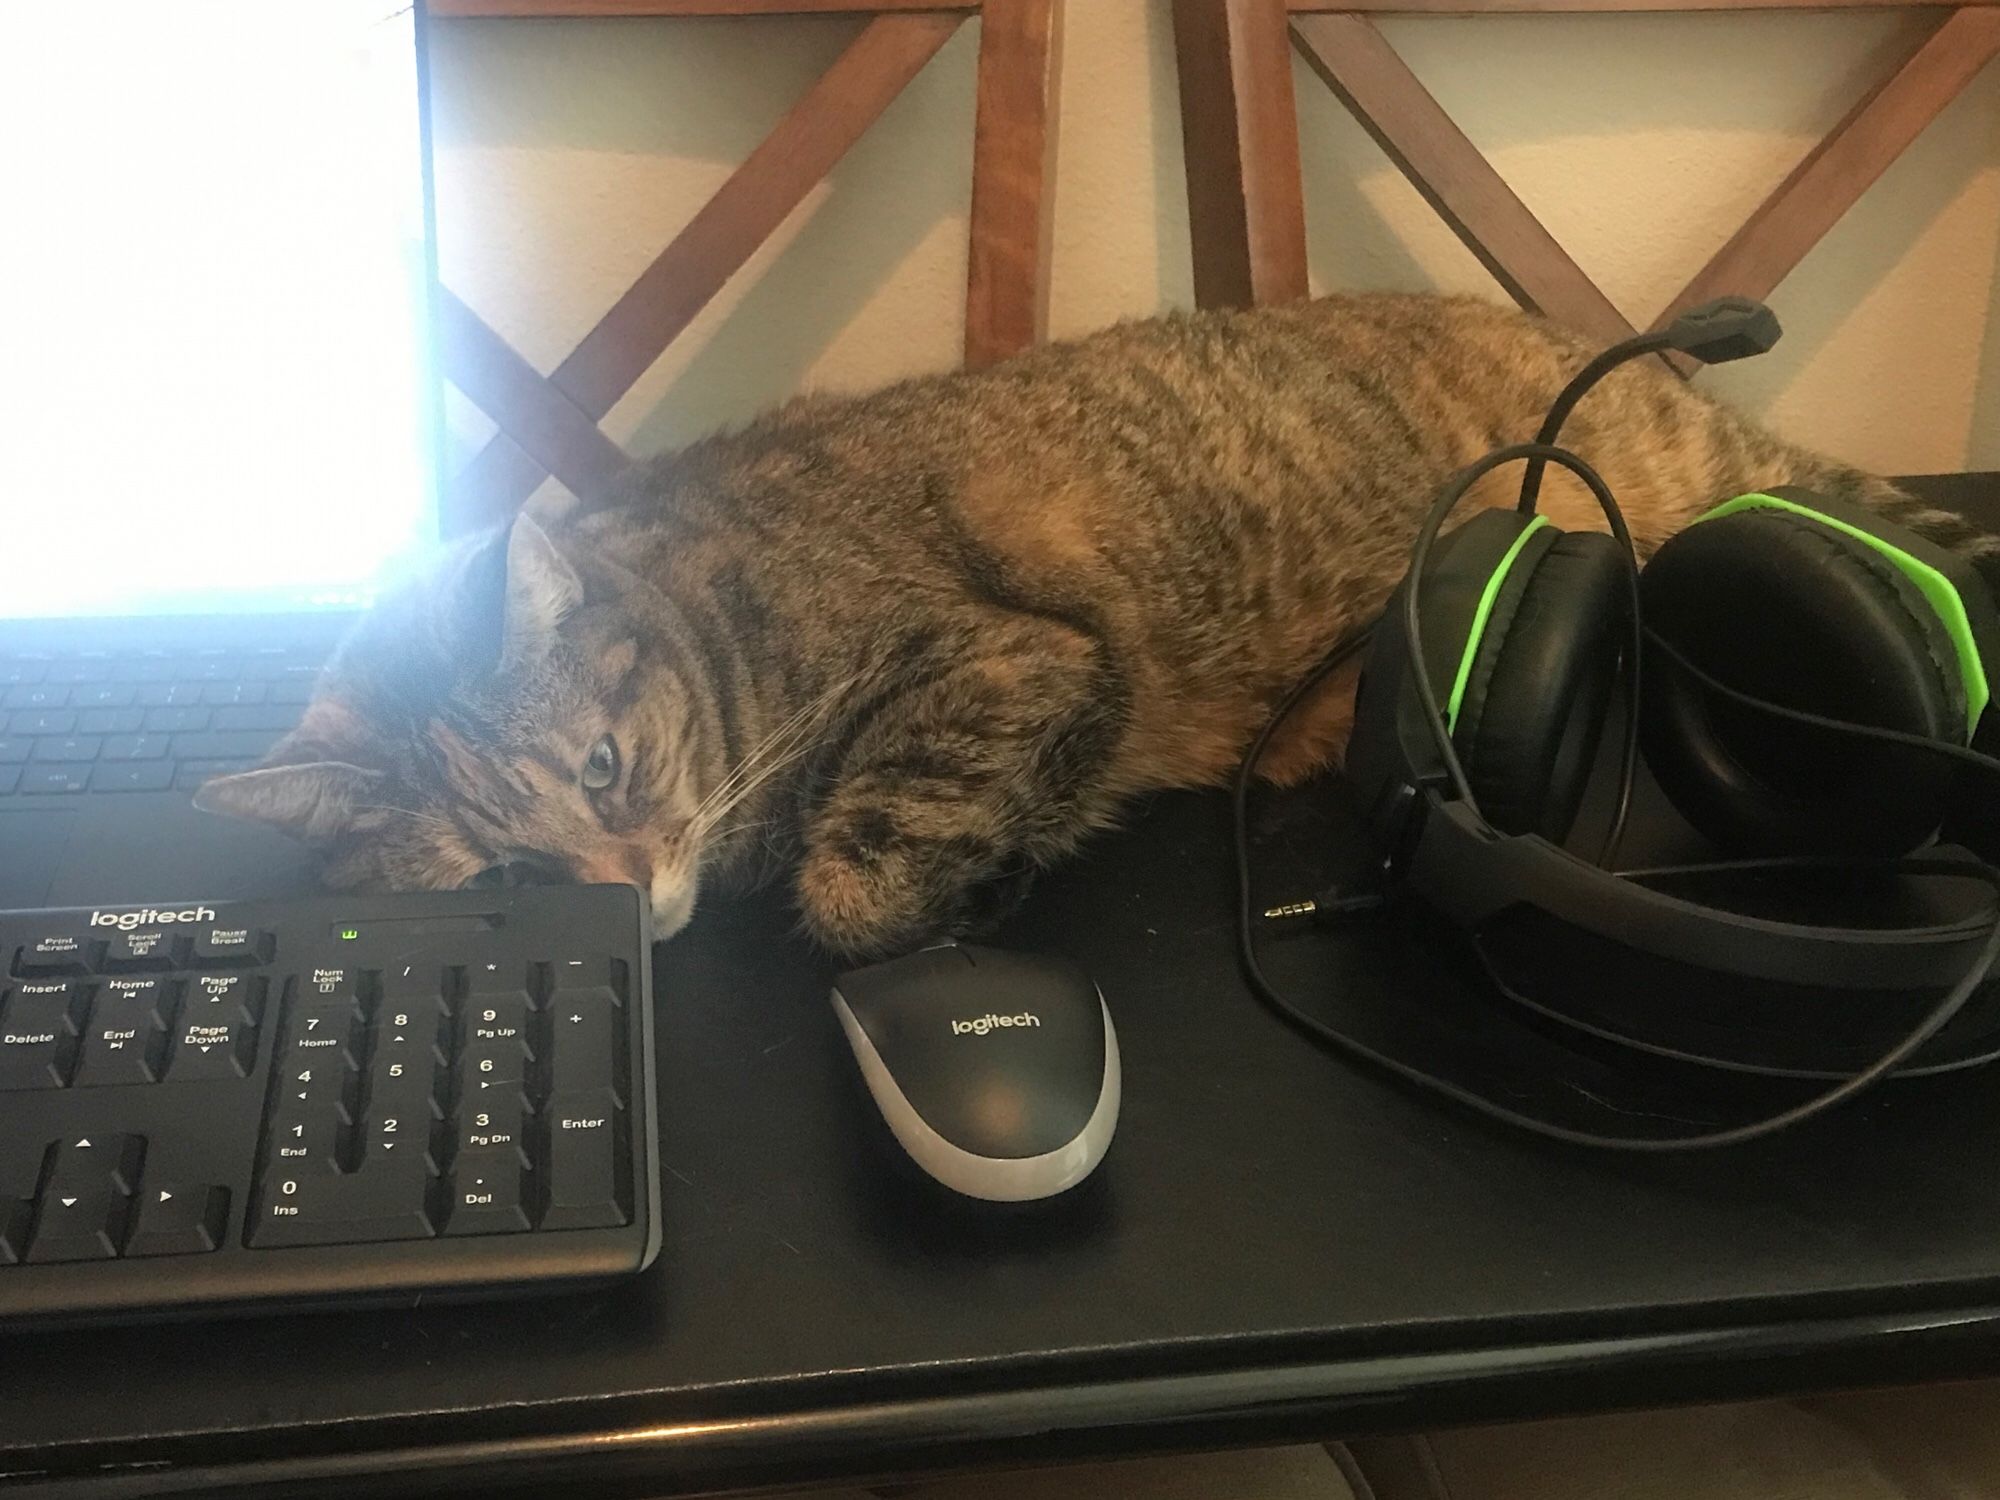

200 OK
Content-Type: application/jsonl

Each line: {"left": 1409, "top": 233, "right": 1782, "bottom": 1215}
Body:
{"left": 1, "top": 2, "right": 438, "bottom": 622}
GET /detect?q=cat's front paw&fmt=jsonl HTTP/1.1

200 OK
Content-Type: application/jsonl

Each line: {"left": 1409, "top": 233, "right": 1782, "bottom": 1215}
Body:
{"left": 795, "top": 843, "right": 940, "bottom": 958}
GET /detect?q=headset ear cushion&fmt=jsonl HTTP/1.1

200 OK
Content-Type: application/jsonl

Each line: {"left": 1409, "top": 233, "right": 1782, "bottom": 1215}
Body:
{"left": 1640, "top": 508, "right": 1963, "bottom": 855}
{"left": 1453, "top": 531, "right": 1631, "bottom": 842}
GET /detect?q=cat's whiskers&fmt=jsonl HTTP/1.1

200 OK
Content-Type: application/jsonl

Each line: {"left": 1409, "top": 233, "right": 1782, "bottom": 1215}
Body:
{"left": 689, "top": 729, "right": 828, "bottom": 844}
{"left": 708, "top": 816, "right": 777, "bottom": 850}
{"left": 688, "top": 676, "right": 852, "bottom": 824}
{"left": 687, "top": 672, "right": 860, "bottom": 834}
{"left": 693, "top": 675, "right": 861, "bottom": 828}
{"left": 690, "top": 737, "right": 820, "bottom": 846}
{"left": 687, "top": 697, "right": 817, "bottom": 829}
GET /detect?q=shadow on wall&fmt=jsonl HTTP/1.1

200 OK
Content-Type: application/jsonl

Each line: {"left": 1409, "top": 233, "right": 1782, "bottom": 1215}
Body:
{"left": 429, "top": 14, "right": 973, "bottom": 462}
{"left": 1134, "top": 0, "right": 1197, "bottom": 319}
{"left": 1292, "top": 10, "right": 1936, "bottom": 303}
{"left": 430, "top": 14, "right": 861, "bottom": 157}
{"left": 624, "top": 23, "right": 976, "bottom": 458}
{"left": 1698, "top": 49, "right": 1997, "bottom": 463}
{"left": 1980, "top": 203, "right": 2000, "bottom": 472}
{"left": 1289, "top": 8, "right": 1995, "bottom": 472}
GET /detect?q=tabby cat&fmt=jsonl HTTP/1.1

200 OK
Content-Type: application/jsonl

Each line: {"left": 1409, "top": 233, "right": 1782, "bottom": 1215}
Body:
{"left": 194, "top": 293, "right": 1995, "bottom": 956}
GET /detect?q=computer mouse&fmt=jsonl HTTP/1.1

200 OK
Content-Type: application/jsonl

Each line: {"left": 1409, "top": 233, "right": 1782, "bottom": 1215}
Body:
{"left": 830, "top": 942, "right": 1120, "bottom": 1202}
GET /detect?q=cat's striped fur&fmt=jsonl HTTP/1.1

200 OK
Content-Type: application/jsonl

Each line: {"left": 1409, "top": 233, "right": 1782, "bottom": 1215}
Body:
{"left": 196, "top": 293, "right": 1997, "bottom": 955}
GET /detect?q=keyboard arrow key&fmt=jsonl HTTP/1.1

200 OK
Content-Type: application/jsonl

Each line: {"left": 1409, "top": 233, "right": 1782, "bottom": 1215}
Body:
{"left": 126, "top": 1183, "right": 228, "bottom": 1257}
{"left": 26, "top": 1188, "right": 125, "bottom": 1261}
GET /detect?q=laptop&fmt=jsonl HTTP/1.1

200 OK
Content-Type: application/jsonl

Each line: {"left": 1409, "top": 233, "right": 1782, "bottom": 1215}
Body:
{"left": 0, "top": 3, "right": 442, "bottom": 912}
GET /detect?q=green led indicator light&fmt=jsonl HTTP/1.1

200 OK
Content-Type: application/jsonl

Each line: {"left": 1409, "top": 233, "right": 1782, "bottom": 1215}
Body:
{"left": 339, "top": 928, "right": 360, "bottom": 941}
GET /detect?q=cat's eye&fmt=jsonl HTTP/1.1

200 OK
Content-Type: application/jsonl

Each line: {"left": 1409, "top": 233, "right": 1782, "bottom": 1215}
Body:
{"left": 581, "top": 734, "right": 620, "bottom": 791}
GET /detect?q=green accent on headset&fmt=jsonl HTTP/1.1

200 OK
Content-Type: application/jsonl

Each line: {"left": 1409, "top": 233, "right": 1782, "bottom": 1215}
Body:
{"left": 1699, "top": 492, "right": 1990, "bottom": 740}
{"left": 1445, "top": 516, "right": 1550, "bottom": 732}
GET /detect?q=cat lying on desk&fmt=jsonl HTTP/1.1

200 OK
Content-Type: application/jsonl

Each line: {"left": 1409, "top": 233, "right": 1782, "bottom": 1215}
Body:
{"left": 193, "top": 292, "right": 1988, "bottom": 957}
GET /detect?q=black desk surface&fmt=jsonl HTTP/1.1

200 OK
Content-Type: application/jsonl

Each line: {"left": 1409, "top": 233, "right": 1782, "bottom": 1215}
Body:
{"left": 7, "top": 475, "right": 2000, "bottom": 1500}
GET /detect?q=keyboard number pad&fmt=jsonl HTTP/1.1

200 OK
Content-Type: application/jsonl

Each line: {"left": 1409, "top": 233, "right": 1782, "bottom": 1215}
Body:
{"left": 249, "top": 977, "right": 443, "bottom": 1248}
{"left": 447, "top": 988, "right": 536, "bottom": 1236}
{"left": 441, "top": 958, "right": 633, "bottom": 1237}
{"left": 244, "top": 955, "right": 635, "bottom": 1246}
{"left": 357, "top": 1008, "right": 445, "bottom": 1171}
{"left": 542, "top": 960, "right": 632, "bottom": 1231}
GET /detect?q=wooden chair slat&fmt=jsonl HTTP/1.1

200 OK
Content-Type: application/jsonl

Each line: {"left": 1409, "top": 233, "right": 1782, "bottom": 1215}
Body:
{"left": 449, "top": 430, "right": 554, "bottom": 536}
{"left": 966, "top": 0, "right": 1061, "bottom": 367}
{"left": 1172, "top": 0, "right": 1311, "bottom": 309}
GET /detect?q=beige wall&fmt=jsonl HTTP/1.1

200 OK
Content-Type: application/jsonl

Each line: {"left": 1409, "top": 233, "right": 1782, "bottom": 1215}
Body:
{"left": 428, "top": 1, "right": 1999, "bottom": 498}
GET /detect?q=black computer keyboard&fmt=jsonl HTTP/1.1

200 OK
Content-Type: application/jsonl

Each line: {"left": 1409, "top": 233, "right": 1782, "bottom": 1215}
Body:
{"left": 0, "top": 887, "right": 659, "bottom": 1323}
{"left": 0, "top": 647, "right": 320, "bottom": 797}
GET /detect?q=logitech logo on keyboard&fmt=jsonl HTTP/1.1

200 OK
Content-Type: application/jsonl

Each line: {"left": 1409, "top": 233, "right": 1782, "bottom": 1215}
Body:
{"left": 950, "top": 1012, "right": 1041, "bottom": 1037}
{"left": 88, "top": 905, "right": 218, "bottom": 931}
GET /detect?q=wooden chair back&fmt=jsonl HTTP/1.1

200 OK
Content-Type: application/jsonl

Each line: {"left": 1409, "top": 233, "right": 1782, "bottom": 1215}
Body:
{"left": 430, "top": 0, "right": 1062, "bottom": 532}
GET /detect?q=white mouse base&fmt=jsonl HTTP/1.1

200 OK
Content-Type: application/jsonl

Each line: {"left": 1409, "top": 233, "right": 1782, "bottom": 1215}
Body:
{"left": 831, "top": 991, "right": 1121, "bottom": 1202}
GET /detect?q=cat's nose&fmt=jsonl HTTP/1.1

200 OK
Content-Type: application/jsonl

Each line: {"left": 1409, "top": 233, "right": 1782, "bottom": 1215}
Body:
{"left": 574, "top": 844, "right": 653, "bottom": 890}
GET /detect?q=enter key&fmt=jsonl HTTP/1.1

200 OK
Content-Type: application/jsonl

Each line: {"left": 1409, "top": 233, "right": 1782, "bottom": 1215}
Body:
{"left": 539, "top": 1090, "right": 628, "bottom": 1230}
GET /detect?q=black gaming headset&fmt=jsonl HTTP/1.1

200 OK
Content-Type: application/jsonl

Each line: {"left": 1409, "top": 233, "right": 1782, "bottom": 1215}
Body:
{"left": 1240, "top": 298, "right": 2000, "bottom": 1150}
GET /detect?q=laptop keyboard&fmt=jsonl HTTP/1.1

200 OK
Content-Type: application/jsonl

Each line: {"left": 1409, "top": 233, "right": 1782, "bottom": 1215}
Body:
{"left": 0, "top": 650, "right": 321, "bottom": 797}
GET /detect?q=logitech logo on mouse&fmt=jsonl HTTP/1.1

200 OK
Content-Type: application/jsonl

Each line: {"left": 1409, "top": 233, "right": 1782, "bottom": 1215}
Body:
{"left": 950, "top": 1012, "right": 1041, "bottom": 1037}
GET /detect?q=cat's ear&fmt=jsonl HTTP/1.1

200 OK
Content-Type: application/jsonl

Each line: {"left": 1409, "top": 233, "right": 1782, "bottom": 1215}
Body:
{"left": 261, "top": 698, "right": 382, "bottom": 771}
{"left": 193, "top": 697, "right": 387, "bottom": 838}
{"left": 192, "top": 762, "right": 383, "bottom": 840}
{"left": 501, "top": 513, "right": 582, "bottom": 668}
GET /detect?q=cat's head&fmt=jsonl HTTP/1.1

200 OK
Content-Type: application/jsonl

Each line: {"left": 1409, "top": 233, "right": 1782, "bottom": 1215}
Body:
{"left": 194, "top": 514, "right": 714, "bottom": 938}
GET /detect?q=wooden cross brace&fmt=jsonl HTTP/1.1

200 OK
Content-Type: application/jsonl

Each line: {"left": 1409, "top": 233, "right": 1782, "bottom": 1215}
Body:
{"left": 429, "top": 0, "right": 1062, "bottom": 533}
{"left": 1173, "top": 0, "right": 2000, "bottom": 373}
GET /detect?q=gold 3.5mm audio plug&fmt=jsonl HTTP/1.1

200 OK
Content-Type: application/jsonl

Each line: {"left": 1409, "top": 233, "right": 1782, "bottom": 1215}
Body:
{"left": 1261, "top": 889, "right": 1385, "bottom": 927}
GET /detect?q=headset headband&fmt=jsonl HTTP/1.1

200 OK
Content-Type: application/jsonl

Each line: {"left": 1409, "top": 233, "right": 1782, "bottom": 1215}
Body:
{"left": 1405, "top": 798, "right": 1991, "bottom": 991}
